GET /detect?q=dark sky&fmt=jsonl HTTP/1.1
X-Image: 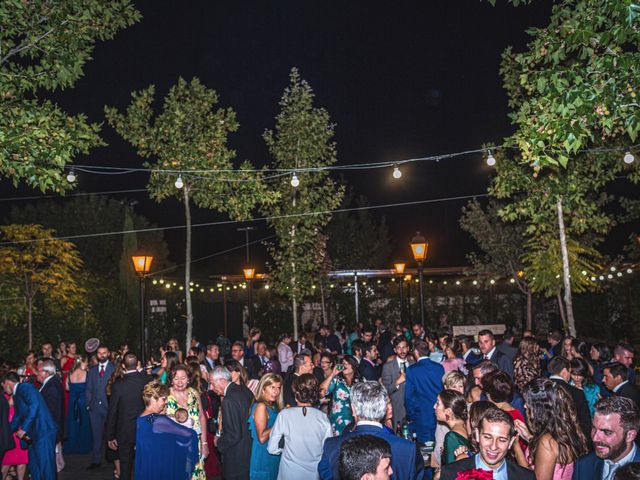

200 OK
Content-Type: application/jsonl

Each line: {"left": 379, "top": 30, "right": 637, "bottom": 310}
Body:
{"left": 5, "top": 1, "right": 560, "bottom": 277}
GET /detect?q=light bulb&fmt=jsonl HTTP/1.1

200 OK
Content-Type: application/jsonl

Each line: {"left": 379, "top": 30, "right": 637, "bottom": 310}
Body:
{"left": 175, "top": 175, "right": 184, "bottom": 189}
{"left": 392, "top": 166, "right": 402, "bottom": 179}
{"left": 66, "top": 170, "right": 76, "bottom": 183}
{"left": 624, "top": 151, "right": 635, "bottom": 164}
{"left": 486, "top": 151, "right": 496, "bottom": 167}
{"left": 290, "top": 174, "right": 300, "bottom": 187}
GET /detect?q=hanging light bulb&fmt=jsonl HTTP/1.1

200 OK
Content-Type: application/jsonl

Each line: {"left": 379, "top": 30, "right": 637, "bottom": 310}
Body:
{"left": 486, "top": 150, "right": 496, "bottom": 167}
{"left": 392, "top": 165, "right": 402, "bottom": 179}
{"left": 290, "top": 173, "right": 300, "bottom": 188}
{"left": 175, "top": 175, "right": 184, "bottom": 189}
{"left": 624, "top": 151, "right": 635, "bottom": 164}
{"left": 66, "top": 169, "right": 76, "bottom": 183}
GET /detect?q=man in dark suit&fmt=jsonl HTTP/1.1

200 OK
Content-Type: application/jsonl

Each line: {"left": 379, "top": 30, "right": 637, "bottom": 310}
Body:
{"left": 442, "top": 408, "right": 535, "bottom": 480}
{"left": 85, "top": 345, "right": 115, "bottom": 468}
{"left": 283, "top": 353, "right": 314, "bottom": 407}
{"left": 381, "top": 336, "right": 414, "bottom": 427}
{"left": 613, "top": 343, "right": 637, "bottom": 385}
{"left": 230, "top": 341, "right": 258, "bottom": 380}
{"left": 478, "top": 329, "right": 514, "bottom": 378}
{"left": 40, "top": 342, "right": 62, "bottom": 373}
{"left": 358, "top": 342, "right": 380, "bottom": 381}
{"left": 106, "top": 352, "right": 152, "bottom": 480}
{"left": 3, "top": 372, "right": 57, "bottom": 480}
{"left": 211, "top": 366, "right": 253, "bottom": 480}
{"left": 496, "top": 329, "right": 518, "bottom": 363}
{"left": 573, "top": 396, "right": 640, "bottom": 479}
{"left": 548, "top": 356, "right": 593, "bottom": 443}
{"left": 319, "top": 325, "right": 343, "bottom": 355}
{"left": 291, "top": 333, "right": 314, "bottom": 355}
{"left": 201, "top": 342, "right": 220, "bottom": 373}
{"left": 249, "top": 341, "right": 269, "bottom": 379}
{"left": 318, "top": 381, "right": 423, "bottom": 480}
{"left": 405, "top": 340, "right": 444, "bottom": 443}
{"left": 602, "top": 362, "right": 640, "bottom": 407}
{"left": 37, "top": 359, "right": 65, "bottom": 472}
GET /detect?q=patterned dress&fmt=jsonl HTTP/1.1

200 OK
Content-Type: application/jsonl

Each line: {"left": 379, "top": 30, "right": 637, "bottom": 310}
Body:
{"left": 166, "top": 388, "right": 206, "bottom": 480}
{"left": 326, "top": 376, "right": 356, "bottom": 435}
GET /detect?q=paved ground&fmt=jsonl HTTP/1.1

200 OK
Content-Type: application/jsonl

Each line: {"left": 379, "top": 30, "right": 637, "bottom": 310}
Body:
{"left": 59, "top": 455, "right": 114, "bottom": 480}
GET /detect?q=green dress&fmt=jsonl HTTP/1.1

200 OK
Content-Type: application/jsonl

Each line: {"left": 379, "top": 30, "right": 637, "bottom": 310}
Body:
{"left": 166, "top": 388, "right": 206, "bottom": 480}
{"left": 326, "top": 376, "right": 355, "bottom": 435}
{"left": 441, "top": 430, "right": 471, "bottom": 466}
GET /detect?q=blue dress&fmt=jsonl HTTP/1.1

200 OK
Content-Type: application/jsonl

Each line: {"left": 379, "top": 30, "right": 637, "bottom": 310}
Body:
{"left": 248, "top": 403, "right": 280, "bottom": 480}
{"left": 63, "top": 382, "right": 93, "bottom": 454}
{"left": 135, "top": 414, "right": 199, "bottom": 480}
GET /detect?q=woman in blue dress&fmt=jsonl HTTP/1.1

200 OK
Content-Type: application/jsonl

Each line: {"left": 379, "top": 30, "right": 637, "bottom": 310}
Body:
{"left": 249, "top": 373, "right": 283, "bottom": 480}
{"left": 63, "top": 357, "right": 92, "bottom": 454}
{"left": 570, "top": 357, "right": 600, "bottom": 417}
{"left": 135, "top": 381, "right": 199, "bottom": 480}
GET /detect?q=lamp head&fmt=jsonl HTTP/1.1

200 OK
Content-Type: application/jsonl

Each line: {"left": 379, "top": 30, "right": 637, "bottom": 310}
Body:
{"left": 131, "top": 254, "right": 153, "bottom": 276}
{"left": 410, "top": 232, "right": 428, "bottom": 263}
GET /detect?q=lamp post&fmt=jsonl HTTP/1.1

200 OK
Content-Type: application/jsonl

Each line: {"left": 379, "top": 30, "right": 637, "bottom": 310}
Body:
{"left": 410, "top": 232, "right": 428, "bottom": 328}
{"left": 394, "top": 263, "right": 406, "bottom": 323}
{"left": 131, "top": 254, "right": 153, "bottom": 365}
{"left": 243, "top": 267, "right": 256, "bottom": 328}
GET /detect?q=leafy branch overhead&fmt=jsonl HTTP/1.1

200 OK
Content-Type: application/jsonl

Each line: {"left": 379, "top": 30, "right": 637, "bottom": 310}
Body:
{"left": 0, "top": 0, "right": 140, "bottom": 192}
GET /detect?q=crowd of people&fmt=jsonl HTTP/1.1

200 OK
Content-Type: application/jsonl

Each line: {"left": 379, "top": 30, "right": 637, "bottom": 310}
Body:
{"left": 0, "top": 323, "right": 639, "bottom": 480}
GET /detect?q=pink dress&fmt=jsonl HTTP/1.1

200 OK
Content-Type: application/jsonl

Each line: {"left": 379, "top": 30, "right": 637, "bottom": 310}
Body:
{"left": 2, "top": 394, "right": 28, "bottom": 466}
{"left": 441, "top": 357, "right": 465, "bottom": 374}
{"left": 525, "top": 446, "right": 574, "bottom": 480}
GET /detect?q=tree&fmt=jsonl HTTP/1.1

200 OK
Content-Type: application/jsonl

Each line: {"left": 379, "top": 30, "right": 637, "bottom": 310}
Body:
{"left": 459, "top": 199, "right": 536, "bottom": 329}
{"left": 106, "top": 77, "right": 275, "bottom": 348}
{"left": 0, "top": 0, "right": 140, "bottom": 192}
{"left": 262, "top": 68, "right": 345, "bottom": 339}
{"left": 0, "top": 224, "right": 87, "bottom": 349}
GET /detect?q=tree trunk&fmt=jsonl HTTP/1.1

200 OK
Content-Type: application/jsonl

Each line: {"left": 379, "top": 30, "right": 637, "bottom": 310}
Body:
{"left": 556, "top": 197, "right": 576, "bottom": 337}
{"left": 292, "top": 296, "right": 298, "bottom": 341}
{"left": 27, "top": 295, "right": 33, "bottom": 351}
{"left": 320, "top": 283, "right": 327, "bottom": 325}
{"left": 184, "top": 186, "right": 194, "bottom": 350}
{"left": 526, "top": 290, "right": 533, "bottom": 332}
{"left": 557, "top": 291, "right": 568, "bottom": 333}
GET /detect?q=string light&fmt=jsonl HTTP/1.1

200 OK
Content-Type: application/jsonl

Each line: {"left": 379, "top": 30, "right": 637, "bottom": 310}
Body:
{"left": 165, "top": 283, "right": 170, "bottom": 289}
{"left": 627, "top": 268, "right": 633, "bottom": 274}
{"left": 624, "top": 151, "right": 635, "bottom": 164}
{"left": 66, "top": 170, "right": 76, "bottom": 183}
{"left": 290, "top": 174, "right": 300, "bottom": 188}
{"left": 174, "top": 175, "right": 184, "bottom": 189}
{"left": 472, "top": 280, "right": 478, "bottom": 285}
{"left": 489, "top": 279, "right": 496, "bottom": 285}
{"left": 486, "top": 150, "right": 496, "bottom": 167}
{"left": 392, "top": 165, "right": 402, "bottom": 179}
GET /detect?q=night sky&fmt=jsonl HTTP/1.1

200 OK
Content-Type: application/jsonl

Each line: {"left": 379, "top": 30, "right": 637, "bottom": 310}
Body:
{"left": 5, "top": 1, "right": 559, "bottom": 277}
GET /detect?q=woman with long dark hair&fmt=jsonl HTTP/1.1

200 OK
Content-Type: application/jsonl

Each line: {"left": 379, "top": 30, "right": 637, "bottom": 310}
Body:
{"left": 570, "top": 357, "right": 600, "bottom": 417}
{"left": 515, "top": 378, "right": 588, "bottom": 480}
{"left": 319, "top": 355, "right": 362, "bottom": 435}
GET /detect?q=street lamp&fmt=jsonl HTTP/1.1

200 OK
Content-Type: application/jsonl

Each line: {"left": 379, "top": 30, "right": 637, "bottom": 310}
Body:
{"left": 243, "top": 267, "right": 256, "bottom": 328}
{"left": 131, "top": 254, "right": 153, "bottom": 364}
{"left": 394, "top": 263, "right": 406, "bottom": 323}
{"left": 410, "top": 232, "right": 428, "bottom": 328}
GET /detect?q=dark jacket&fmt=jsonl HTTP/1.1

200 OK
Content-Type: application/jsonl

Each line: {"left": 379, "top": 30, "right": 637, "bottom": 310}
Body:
{"left": 217, "top": 382, "right": 254, "bottom": 480}
{"left": 106, "top": 371, "right": 152, "bottom": 445}
{"left": 572, "top": 448, "right": 640, "bottom": 479}
{"left": 441, "top": 455, "right": 535, "bottom": 480}
{"left": 486, "top": 349, "right": 515, "bottom": 379}
{"left": 405, "top": 357, "right": 444, "bottom": 442}
{"left": 0, "top": 394, "right": 14, "bottom": 460}
{"left": 615, "top": 381, "right": 640, "bottom": 407}
{"left": 358, "top": 359, "right": 381, "bottom": 381}
{"left": 40, "top": 375, "right": 65, "bottom": 443}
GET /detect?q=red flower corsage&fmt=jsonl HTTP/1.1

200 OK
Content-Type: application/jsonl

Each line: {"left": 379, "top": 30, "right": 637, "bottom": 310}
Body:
{"left": 455, "top": 468, "right": 494, "bottom": 480}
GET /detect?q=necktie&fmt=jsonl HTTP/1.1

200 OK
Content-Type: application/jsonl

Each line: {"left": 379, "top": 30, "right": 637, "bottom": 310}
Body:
{"left": 484, "top": 354, "right": 489, "bottom": 360}
{"left": 100, "top": 365, "right": 105, "bottom": 378}
{"left": 401, "top": 362, "right": 406, "bottom": 372}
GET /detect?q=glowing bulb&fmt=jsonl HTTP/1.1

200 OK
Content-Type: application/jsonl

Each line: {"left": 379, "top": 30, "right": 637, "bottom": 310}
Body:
{"left": 472, "top": 280, "right": 478, "bottom": 285}
{"left": 624, "top": 151, "right": 635, "bottom": 164}
{"left": 455, "top": 280, "right": 461, "bottom": 285}
{"left": 486, "top": 150, "right": 496, "bottom": 167}
{"left": 175, "top": 175, "right": 184, "bottom": 189}
{"left": 165, "top": 283, "right": 170, "bottom": 289}
{"left": 66, "top": 170, "right": 76, "bottom": 183}
{"left": 490, "top": 279, "right": 495, "bottom": 285}
{"left": 627, "top": 268, "right": 633, "bottom": 274}
{"left": 392, "top": 166, "right": 402, "bottom": 179}
{"left": 510, "top": 278, "right": 515, "bottom": 283}
{"left": 599, "top": 275, "right": 604, "bottom": 281}
{"left": 290, "top": 174, "right": 300, "bottom": 187}
{"left": 607, "top": 274, "right": 613, "bottom": 279}
{"left": 152, "top": 279, "right": 157, "bottom": 285}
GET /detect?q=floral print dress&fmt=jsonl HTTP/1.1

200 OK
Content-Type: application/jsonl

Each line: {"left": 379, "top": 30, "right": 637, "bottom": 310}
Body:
{"left": 326, "top": 376, "right": 355, "bottom": 435}
{"left": 166, "top": 388, "right": 205, "bottom": 480}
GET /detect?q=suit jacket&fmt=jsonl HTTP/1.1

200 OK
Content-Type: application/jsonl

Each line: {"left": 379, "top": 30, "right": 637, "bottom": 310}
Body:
{"left": 240, "top": 357, "right": 258, "bottom": 380}
{"left": 11, "top": 382, "right": 57, "bottom": 447}
{"left": 405, "top": 357, "right": 444, "bottom": 441}
{"left": 496, "top": 341, "right": 518, "bottom": 363}
{"left": 291, "top": 341, "right": 314, "bottom": 355}
{"left": 217, "top": 382, "right": 253, "bottom": 479}
{"left": 486, "top": 349, "right": 515, "bottom": 378}
{"left": 106, "top": 371, "right": 152, "bottom": 446}
{"left": 39, "top": 376, "right": 65, "bottom": 442}
{"left": 550, "top": 377, "right": 592, "bottom": 444}
{"left": 359, "top": 359, "right": 381, "bottom": 381}
{"left": 283, "top": 372, "right": 298, "bottom": 408}
{"left": 616, "top": 381, "right": 640, "bottom": 407}
{"left": 201, "top": 357, "right": 219, "bottom": 373}
{"left": 86, "top": 361, "right": 115, "bottom": 413}
{"left": 318, "top": 423, "right": 424, "bottom": 480}
{"left": 381, "top": 356, "right": 414, "bottom": 426}
{"left": 442, "top": 455, "right": 535, "bottom": 480}
{"left": 572, "top": 448, "right": 640, "bottom": 479}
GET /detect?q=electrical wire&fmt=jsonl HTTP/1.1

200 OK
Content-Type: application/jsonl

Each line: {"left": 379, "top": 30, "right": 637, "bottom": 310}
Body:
{"left": 0, "top": 192, "right": 489, "bottom": 245}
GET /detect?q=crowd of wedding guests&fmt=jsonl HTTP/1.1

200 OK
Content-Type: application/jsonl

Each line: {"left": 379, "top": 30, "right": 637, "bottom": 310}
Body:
{"left": 0, "top": 323, "right": 639, "bottom": 480}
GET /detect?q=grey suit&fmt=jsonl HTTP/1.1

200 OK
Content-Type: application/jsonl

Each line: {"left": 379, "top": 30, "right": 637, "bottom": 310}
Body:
{"left": 86, "top": 361, "right": 115, "bottom": 464}
{"left": 381, "top": 356, "right": 414, "bottom": 427}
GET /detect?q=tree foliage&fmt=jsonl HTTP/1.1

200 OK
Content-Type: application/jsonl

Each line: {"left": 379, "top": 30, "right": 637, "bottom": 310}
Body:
{"left": 262, "top": 69, "right": 345, "bottom": 319}
{"left": 0, "top": 0, "right": 140, "bottom": 192}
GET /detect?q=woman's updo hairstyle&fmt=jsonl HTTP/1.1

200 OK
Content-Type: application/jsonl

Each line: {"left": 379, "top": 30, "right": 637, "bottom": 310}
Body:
{"left": 293, "top": 373, "right": 320, "bottom": 405}
{"left": 438, "top": 389, "right": 468, "bottom": 421}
